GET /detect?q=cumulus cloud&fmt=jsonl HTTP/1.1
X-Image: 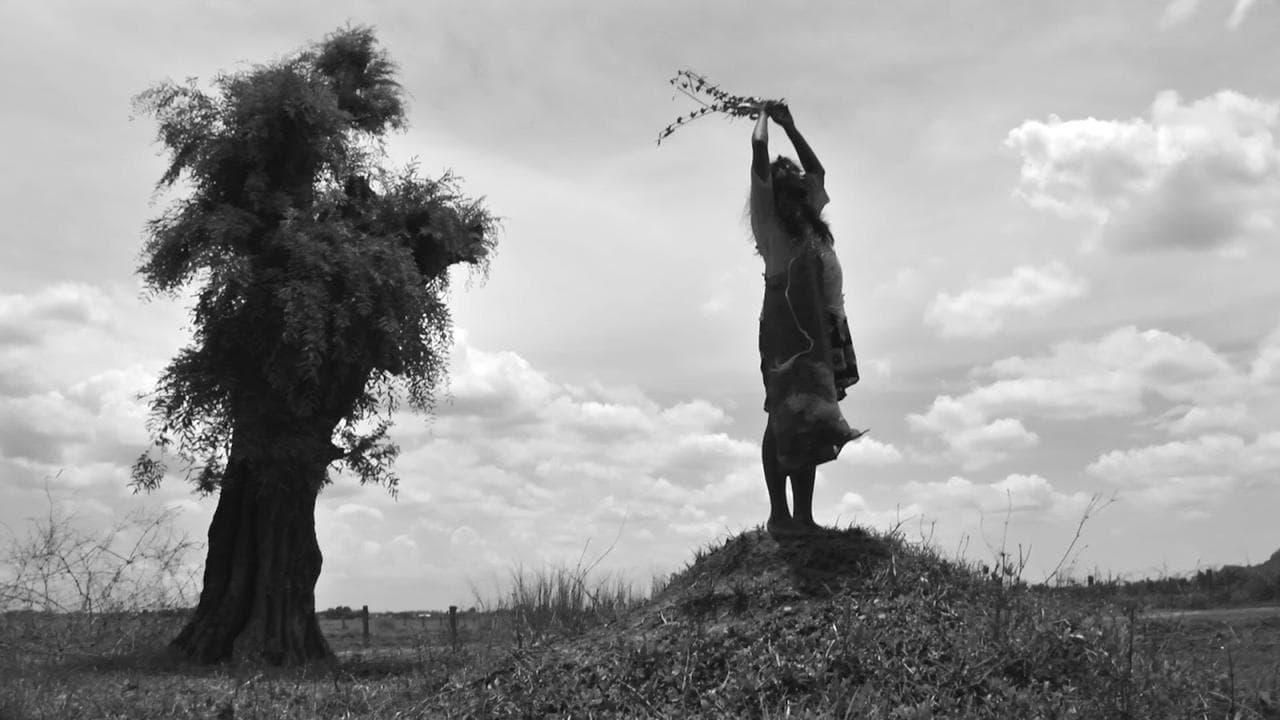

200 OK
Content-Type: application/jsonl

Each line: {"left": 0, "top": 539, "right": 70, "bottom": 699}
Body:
{"left": 1126, "top": 476, "right": 1237, "bottom": 518}
{"left": 65, "top": 367, "right": 154, "bottom": 418}
{"left": 908, "top": 325, "right": 1266, "bottom": 468}
{"left": 1088, "top": 432, "right": 1280, "bottom": 483}
{"left": 1252, "top": 324, "right": 1280, "bottom": 384}
{"left": 983, "top": 326, "right": 1242, "bottom": 408}
{"left": 1160, "top": 0, "right": 1200, "bottom": 27}
{"left": 1227, "top": 0, "right": 1260, "bottom": 28}
{"left": 698, "top": 271, "right": 741, "bottom": 317}
{"left": 0, "top": 365, "right": 153, "bottom": 469}
{"left": 948, "top": 420, "right": 1041, "bottom": 470}
{"left": 0, "top": 361, "right": 37, "bottom": 399}
{"left": 377, "top": 335, "right": 770, "bottom": 572}
{"left": 835, "top": 473, "right": 1091, "bottom": 535}
{"left": 925, "top": 262, "right": 1087, "bottom": 338}
{"left": 334, "top": 503, "right": 385, "bottom": 522}
{"left": 1157, "top": 403, "right": 1252, "bottom": 435}
{"left": 1086, "top": 432, "right": 1280, "bottom": 511}
{"left": 435, "top": 339, "right": 757, "bottom": 488}
{"left": 908, "top": 396, "right": 1039, "bottom": 470}
{"left": 833, "top": 492, "right": 923, "bottom": 530}
{"left": 1006, "top": 90, "right": 1280, "bottom": 253}
{"left": 905, "top": 474, "right": 1090, "bottom": 516}
{"left": 442, "top": 344, "right": 557, "bottom": 429}
{"left": 840, "top": 437, "right": 904, "bottom": 466}
{"left": 1168, "top": 0, "right": 1263, "bottom": 29}
{"left": 0, "top": 392, "right": 88, "bottom": 464}
{"left": 0, "top": 283, "right": 114, "bottom": 347}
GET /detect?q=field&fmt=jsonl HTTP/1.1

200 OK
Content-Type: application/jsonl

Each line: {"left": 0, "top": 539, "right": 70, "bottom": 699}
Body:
{"left": 1137, "top": 606, "right": 1280, "bottom": 691}
{"left": 2, "top": 528, "right": 1278, "bottom": 719}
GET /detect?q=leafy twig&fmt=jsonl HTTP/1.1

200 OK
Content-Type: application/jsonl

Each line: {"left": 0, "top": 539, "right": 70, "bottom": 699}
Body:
{"left": 656, "top": 69, "right": 779, "bottom": 146}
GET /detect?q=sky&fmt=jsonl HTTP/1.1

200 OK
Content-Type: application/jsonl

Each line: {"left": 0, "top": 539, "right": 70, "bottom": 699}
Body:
{"left": 2, "top": 0, "right": 1279, "bottom": 612}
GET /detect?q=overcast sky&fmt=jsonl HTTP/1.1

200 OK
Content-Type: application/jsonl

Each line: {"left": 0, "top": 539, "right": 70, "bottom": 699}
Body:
{"left": 2, "top": 0, "right": 1279, "bottom": 611}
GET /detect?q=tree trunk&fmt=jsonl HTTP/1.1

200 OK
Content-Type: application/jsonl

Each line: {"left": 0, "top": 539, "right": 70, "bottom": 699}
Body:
{"left": 171, "top": 421, "right": 334, "bottom": 665}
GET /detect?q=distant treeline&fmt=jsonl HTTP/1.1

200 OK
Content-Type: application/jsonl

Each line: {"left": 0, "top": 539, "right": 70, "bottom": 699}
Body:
{"left": 1052, "top": 563, "right": 1280, "bottom": 609}
{"left": 318, "top": 605, "right": 364, "bottom": 620}
{"left": 317, "top": 606, "right": 495, "bottom": 620}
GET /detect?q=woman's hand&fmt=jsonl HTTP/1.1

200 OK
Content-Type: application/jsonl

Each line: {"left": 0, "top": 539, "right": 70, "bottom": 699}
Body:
{"left": 767, "top": 102, "right": 795, "bottom": 129}
{"left": 768, "top": 102, "right": 823, "bottom": 176}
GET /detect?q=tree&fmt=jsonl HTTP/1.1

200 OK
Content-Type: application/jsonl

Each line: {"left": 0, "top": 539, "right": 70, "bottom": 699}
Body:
{"left": 130, "top": 26, "right": 497, "bottom": 664}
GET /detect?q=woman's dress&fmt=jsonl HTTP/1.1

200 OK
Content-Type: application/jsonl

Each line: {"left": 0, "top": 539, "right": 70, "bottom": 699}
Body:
{"left": 751, "top": 170, "right": 860, "bottom": 472}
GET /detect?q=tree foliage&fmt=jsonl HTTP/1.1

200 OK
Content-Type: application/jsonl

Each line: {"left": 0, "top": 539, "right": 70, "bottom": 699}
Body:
{"left": 130, "top": 25, "right": 496, "bottom": 496}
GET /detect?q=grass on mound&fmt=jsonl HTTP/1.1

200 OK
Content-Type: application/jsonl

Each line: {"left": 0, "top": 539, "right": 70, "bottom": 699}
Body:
{"left": 423, "top": 526, "right": 1274, "bottom": 719}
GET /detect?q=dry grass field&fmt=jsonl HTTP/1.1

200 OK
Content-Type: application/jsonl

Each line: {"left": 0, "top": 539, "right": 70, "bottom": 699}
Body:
{"left": 2, "top": 528, "right": 1278, "bottom": 718}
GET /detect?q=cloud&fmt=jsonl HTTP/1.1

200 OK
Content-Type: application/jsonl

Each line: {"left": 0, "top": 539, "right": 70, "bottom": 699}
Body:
{"left": 65, "top": 367, "right": 155, "bottom": 418}
{"left": 0, "top": 283, "right": 114, "bottom": 347}
{"left": 908, "top": 396, "right": 1040, "bottom": 470}
{"left": 833, "top": 492, "right": 924, "bottom": 530}
{"left": 1252, "top": 324, "right": 1280, "bottom": 384}
{"left": 948, "top": 419, "right": 1041, "bottom": 470}
{"left": 1157, "top": 403, "right": 1252, "bottom": 435}
{"left": 698, "top": 271, "right": 739, "bottom": 317}
{"left": 334, "top": 503, "right": 385, "bottom": 522}
{"left": 1088, "top": 432, "right": 1280, "bottom": 483}
{"left": 908, "top": 325, "right": 1264, "bottom": 468}
{"left": 1160, "top": 0, "right": 1201, "bottom": 27}
{"left": 1159, "top": 0, "right": 1259, "bottom": 29}
{"left": 982, "top": 326, "right": 1242, "bottom": 408}
{"left": 1125, "top": 475, "right": 1238, "bottom": 517}
{"left": 1227, "top": 0, "right": 1259, "bottom": 28}
{"left": 1086, "top": 432, "right": 1280, "bottom": 510}
{"left": 840, "top": 437, "right": 904, "bottom": 466}
{"left": 925, "top": 262, "right": 1087, "bottom": 338}
{"left": 373, "top": 334, "right": 769, "bottom": 570}
{"left": 441, "top": 344, "right": 558, "bottom": 430}
{"left": 0, "top": 361, "right": 37, "bottom": 399}
{"left": 905, "top": 473, "right": 1091, "bottom": 516}
{"left": 0, "top": 366, "right": 153, "bottom": 468}
{"left": 1006, "top": 90, "right": 1280, "bottom": 253}
{"left": 0, "top": 392, "right": 85, "bottom": 464}
{"left": 450, "top": 525, "right": 484, "bottom": 549}
{"left": 835, "top": 473, "right": 1091, "bottom": 537}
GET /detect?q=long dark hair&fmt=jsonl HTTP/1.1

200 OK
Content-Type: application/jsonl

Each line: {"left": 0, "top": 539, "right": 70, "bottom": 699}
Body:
{"left": 771, "top": 156, "right": 832, "bottom": 244}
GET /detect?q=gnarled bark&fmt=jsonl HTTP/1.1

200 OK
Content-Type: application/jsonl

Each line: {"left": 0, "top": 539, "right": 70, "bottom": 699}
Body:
{"left": 171, "top": 422, "right": 333, "bottom": 665}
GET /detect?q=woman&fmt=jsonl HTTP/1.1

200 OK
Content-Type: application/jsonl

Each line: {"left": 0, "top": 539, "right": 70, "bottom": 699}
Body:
{"left": 750, "top": 102, "right": 863, "bottom": 535}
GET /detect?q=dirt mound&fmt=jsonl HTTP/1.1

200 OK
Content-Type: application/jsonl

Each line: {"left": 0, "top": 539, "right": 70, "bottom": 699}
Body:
{"left": 652, "top": 527, "right": 892, "bottom": 614}
{"left": 430, "top": 527, "right": 1245, "bottom": 718}
{"left": 1223, "top": 546, "right": 1280, "bottom": 579}
{"left": 578, "top": 526, "right": 917, "bottom": 651}
{"left": 1258, "top": 547, "right": 1280, "bottom": 577}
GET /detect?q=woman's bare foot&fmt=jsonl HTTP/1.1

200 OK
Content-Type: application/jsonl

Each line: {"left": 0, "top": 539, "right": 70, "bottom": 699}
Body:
{"left": 766, "top": 516, "right": 802, "bottom": 536}
{"left": 792, "top": 516, "right": 823, "bottom": 534}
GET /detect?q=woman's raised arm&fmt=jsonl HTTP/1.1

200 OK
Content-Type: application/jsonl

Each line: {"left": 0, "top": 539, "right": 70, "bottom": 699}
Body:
{"left": 769, "top": 103, "right": 824, "bottom": 177}
{"left": 751, "top": 109, "right": 771, "bottom": 182}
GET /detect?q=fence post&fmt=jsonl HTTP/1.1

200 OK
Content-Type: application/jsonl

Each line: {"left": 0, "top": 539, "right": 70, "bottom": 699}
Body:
{"left": 448, "top": 605, "right": 458, "bottom": 649}
{"left": 361, "top": 605, "right": 370, "bottom": 646}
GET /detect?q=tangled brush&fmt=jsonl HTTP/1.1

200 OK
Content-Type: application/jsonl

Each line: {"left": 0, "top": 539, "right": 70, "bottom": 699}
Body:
{"left": 656, "top": 69, "right": 781, "bottom": 146}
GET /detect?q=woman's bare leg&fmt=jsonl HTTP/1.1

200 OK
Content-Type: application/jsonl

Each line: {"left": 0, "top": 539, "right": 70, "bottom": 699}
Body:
{"left": 790, "top": 466, "right": 818, "bottom": 529}
{"left": 762, "top": 425, "right": 794, "bottom": 532}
